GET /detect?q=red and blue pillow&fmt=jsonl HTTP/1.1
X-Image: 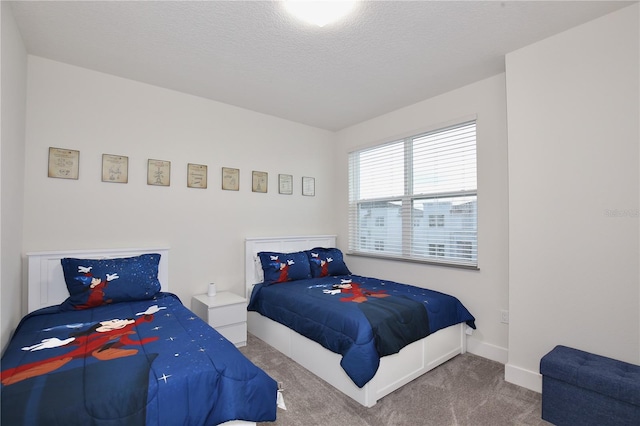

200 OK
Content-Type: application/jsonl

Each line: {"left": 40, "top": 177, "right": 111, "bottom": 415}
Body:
{"left": 60, "top": 253, "right": 162, "bottom": 310}
{"left": 305, "top": 247, "right": 351, "bottom": 278}
{"left": 257, "top": 251, "right": 311, "bottom": 285}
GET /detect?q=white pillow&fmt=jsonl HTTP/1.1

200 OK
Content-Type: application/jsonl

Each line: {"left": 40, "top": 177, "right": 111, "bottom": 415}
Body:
{"left": 254, "top": 255, "right": 264, "bottom": 283}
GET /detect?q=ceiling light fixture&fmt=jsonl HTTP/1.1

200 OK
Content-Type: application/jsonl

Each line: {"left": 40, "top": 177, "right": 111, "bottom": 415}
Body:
{"left": 284, "top": 0, "right": 357, "bottom": 27}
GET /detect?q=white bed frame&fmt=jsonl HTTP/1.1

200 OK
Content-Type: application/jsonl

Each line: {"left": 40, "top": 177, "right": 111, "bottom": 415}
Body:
{"left": 245, "top": 235, "right": 468, "bottom": 408}
{"left": 25, "top": 246, "right": 257, "bottom": 426}
{"left": 26, "top": 247, "right": 171, "bottom": 313}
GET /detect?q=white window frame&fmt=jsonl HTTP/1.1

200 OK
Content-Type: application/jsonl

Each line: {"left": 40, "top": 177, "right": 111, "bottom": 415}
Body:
{"left": 348, "top": 120, "right": 478, "bottom": 269}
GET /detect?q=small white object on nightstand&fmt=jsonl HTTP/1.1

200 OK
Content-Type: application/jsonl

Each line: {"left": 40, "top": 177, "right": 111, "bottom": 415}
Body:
{"left": 191, "top": 291, "right": 247, "bottom": 347}
{"left": 207, "top": 282, "right": 216, "bottom": 297}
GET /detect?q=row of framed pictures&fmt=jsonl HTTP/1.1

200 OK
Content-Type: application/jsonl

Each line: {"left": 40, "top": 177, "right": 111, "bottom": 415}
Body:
{"left": 47, "top": 147, "right": 315, "bottom": 195}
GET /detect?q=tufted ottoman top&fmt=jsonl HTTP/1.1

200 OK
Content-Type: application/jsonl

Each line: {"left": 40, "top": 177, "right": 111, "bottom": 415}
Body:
{"left": 540, "top": 345, "right": 640, "bottom": 407}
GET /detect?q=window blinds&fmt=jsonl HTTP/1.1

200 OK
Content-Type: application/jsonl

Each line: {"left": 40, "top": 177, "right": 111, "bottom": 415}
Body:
{"left": 348, "top": 120, "right": 477, "bottom": 268}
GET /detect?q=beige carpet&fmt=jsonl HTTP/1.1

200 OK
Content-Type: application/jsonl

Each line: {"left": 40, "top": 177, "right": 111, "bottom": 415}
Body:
{"left": 239, "top": 333, "right": 550, "bottom": 426}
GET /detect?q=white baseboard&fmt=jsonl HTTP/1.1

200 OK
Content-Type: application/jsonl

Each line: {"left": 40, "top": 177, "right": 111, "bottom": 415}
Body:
{"left": 467, "top": 338, "right": 508, "bottom": 364}
{"left": 466, "top": 340, "right": 542, "bottom": 394}
{"left": 505, "top": 363, "right": 542, "bottom": 393}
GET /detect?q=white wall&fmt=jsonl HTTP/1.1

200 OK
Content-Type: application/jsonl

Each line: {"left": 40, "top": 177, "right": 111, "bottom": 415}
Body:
{"left": 22, "top": 57, "right": 337, "bottom": 306}
{"left": 505, "top": 4, "right": 639, "bottom": 392}
{"left": 335, "top": 74, "right": 510, "bottom": 364}
{"left": 1, "top": 2, "right": 28, "bottom": 351}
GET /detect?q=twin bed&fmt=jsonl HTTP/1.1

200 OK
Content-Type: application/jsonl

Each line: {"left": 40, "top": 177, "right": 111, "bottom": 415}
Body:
{"left": 2, "top": 236, "right": 476, "bottom": 424}
{"left": 2, "top": 247, "right": 276, "bottom": 425}
{"left": 245, "top": 235, "right": 475, "bottom": 408}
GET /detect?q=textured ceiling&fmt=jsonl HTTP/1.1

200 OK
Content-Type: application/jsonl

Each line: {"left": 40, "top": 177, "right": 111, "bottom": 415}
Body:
{"left": 9, "top": 1, "right": 634, "bottom": 131}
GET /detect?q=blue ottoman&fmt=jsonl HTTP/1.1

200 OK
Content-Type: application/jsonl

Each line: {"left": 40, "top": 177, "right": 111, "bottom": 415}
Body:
{"left": 540, "top": 345, "right": 640, "bottom": 426}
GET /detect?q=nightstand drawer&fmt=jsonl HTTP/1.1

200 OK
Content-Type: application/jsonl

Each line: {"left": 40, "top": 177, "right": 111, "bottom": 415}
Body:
{"left": 217, "top": 323, "right": 247, "bottom": 347}
{"left": 191, "top": 292, "right": 248, "bottom": 348}
{"left": 208, "top": 303, "right": 246, "bottom": 328}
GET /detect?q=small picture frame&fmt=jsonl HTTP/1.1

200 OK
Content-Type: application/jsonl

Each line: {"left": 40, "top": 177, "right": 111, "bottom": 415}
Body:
{"left": 222, "top": 167, "right": 239, "bottom": 191}
{"left": 48, "top": 147, "right": 79, "bottom": 179}
{"left": 147, "top": 159, "right": 171, "bottom": 186}
{"left": 187, "top": 163, "right": 207, "bottom": 189}
{"left": 302, "top": 176, "right": 315, "bottom": 196}
{"left": 252, "top": 171, "right": 268, "bottom": 193}
{"left": 102, "top": 154, "right": 128, "bottom": 183}
{"left": 278, "top": 174, "right": 293, "bottom": 195}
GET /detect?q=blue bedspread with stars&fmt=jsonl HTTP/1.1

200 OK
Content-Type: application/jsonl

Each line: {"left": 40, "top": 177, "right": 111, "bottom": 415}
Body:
{"left": 248, "top": 275, "right": 475, "bottom": 388}
{"left": 1, "top": 292, "right": 277, "bottom": 425}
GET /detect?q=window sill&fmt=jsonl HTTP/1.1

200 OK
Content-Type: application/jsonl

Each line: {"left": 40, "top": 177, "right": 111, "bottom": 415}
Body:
{"left": 346, "top": 251, "right": 480, "bottom": 271}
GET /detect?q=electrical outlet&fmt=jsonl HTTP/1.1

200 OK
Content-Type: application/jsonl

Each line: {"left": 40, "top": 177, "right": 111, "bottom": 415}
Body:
{"left": 500, "top": 310, "right": 509, "bottom": 324}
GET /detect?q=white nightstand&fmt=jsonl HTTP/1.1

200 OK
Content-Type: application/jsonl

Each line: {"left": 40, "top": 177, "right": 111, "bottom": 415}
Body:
{"left": 191, "top": 291, "right": 247, "bottom": 347}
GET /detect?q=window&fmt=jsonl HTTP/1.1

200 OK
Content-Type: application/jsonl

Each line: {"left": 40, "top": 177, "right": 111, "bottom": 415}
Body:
{"left": 428, "top": 214, "right": 445, "bottom": 227}
{"left": 348, "top": 120, "right": 477, "bottom": 268}
{"left": 455, "top": 241, "right": 473, "bottom": 260}
{"left": 428, "top": 244, "right": 445, "bottom": 257}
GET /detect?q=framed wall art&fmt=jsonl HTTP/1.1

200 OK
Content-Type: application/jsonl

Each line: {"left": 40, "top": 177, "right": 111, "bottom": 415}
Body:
{"left": 102, "top": 154, "right": 128, "bottom": 183}
{"left": 252, "top": 171, "right": 268, "bottom": 193}
{"left": 278, "top": 174, "right": 293, "bottom": 195}
{"left": 147, "top": 159, "right": 171, "bottom": 186}
{"left": 48, "top": 147, "right": 79, "bottom": 179}
{"left": 187, "top": 163, "right": 207, "bottom": 189}
{"left": 302, "top": 176, "right": 315, "bottom": 196}
{"left": 222, "top": 167, "right": 239, "bottom": 191}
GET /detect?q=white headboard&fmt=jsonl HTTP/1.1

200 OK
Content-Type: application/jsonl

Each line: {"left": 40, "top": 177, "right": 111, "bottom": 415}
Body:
{"left": 26, "top": 247, "right": 170, "bottom": 313}
{"left": 245, "top": 235, "right": 337, "bottom": 298}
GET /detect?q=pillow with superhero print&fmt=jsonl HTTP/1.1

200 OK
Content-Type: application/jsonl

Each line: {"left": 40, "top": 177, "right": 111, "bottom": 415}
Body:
{"left": 257, "top": 251, "right": 311, "bottom": 285}
{"left": 60, "top": 254, "right": 162, "bottom": 310}
{"left": 305, "top": 247, "right": 351, "bottom": 278}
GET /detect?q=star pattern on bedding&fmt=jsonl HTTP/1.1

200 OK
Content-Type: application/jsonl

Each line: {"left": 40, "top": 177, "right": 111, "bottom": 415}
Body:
{"left": 2, "top": 292, "right": 279, "bottom": 424}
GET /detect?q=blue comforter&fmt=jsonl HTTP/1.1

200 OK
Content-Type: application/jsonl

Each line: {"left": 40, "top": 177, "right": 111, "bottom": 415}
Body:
{"left": 248, "top": 275, "right": 475, "bottom": 388}
{"left": 1, "top": 293, "right": 277, "bottom": 425}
